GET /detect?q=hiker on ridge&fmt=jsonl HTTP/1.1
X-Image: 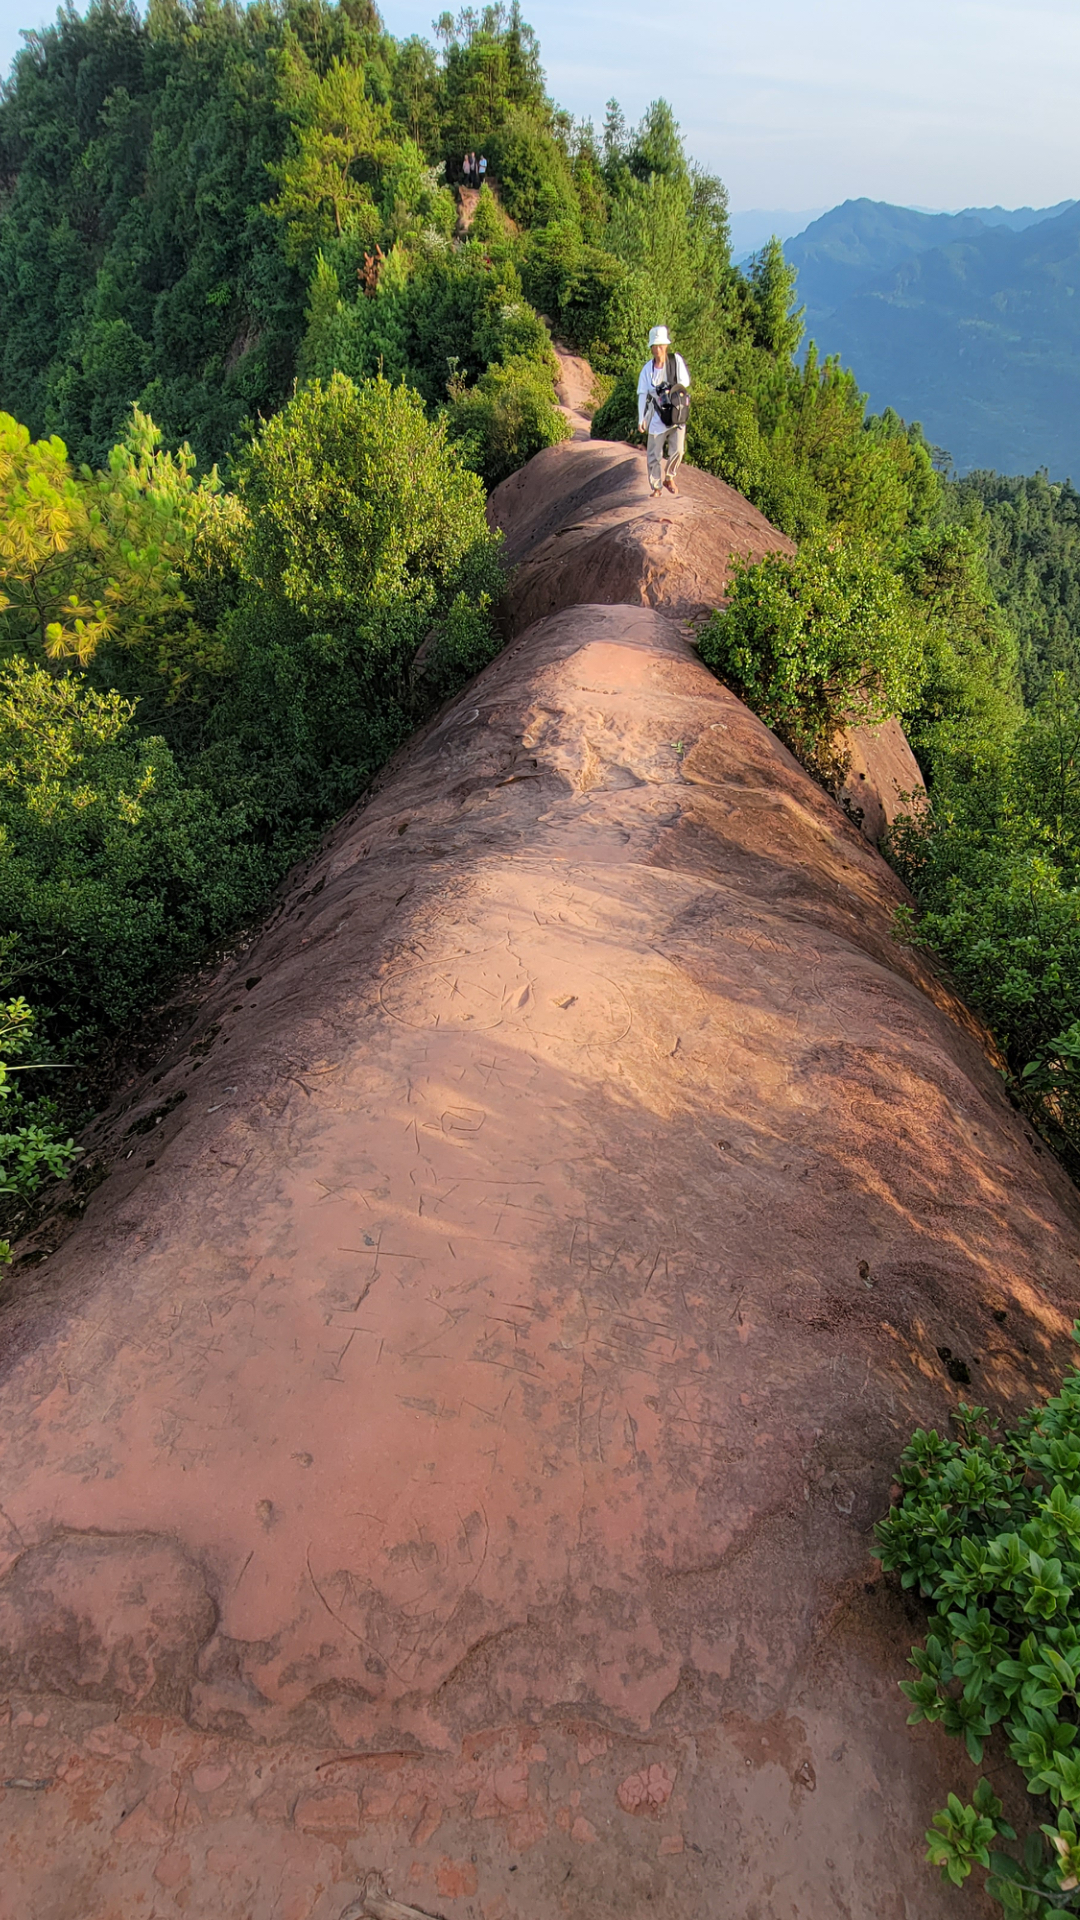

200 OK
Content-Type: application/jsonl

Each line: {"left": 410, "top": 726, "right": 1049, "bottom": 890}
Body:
{"left": 637, "top": 325, "right": 691, "bottom": 497}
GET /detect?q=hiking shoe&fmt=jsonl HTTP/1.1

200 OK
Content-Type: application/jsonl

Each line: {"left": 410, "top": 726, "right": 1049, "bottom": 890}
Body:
{"left": 663, "top": 474, "right": 678, "bottom": 494}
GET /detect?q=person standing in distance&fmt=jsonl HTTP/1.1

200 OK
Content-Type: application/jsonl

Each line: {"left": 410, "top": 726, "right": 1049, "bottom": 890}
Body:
{"left": 637, "top": 325, "right": 690, "bottom": 496}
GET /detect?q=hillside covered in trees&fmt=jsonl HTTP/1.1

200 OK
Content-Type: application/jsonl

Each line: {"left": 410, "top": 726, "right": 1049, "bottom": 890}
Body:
{"left": 2, "top": 0, "right": 1080, "bottom": 1224}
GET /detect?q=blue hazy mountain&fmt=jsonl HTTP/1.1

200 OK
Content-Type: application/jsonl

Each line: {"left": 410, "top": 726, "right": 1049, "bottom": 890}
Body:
{"left": 730, "top": 207, "right": 827, "bottom": 263}
{"left": 785, "top": 199, "right": 1080, "bottom": 476}
{"left": 786, "top": 198, "right": 1077, "bottom": 329}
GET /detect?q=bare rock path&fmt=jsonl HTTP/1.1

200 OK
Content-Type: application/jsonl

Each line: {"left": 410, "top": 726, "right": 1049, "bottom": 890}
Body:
{"left": 490, "top": 434, "right": 923, "bottom": 843}
{"left": 1, "top": 462, "right": 1076, "bottom": 1916}
{"left": 490, "top": 435, "right": 795, "bottom": 635}
{"left": 551, "top": 342, "right": 594, "bottom": 437}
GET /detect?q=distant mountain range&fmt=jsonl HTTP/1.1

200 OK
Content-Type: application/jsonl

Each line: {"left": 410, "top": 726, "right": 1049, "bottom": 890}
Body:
{"left": 783, "top": 198, "right": 1080, "bottom": 477}
{"left": 730, "top": 208, "right": 826, "bottom": 261}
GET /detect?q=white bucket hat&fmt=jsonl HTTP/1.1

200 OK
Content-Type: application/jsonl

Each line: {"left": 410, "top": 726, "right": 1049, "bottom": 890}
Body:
{"left": 648, "top": 325, "right": 670, "bottom": 346}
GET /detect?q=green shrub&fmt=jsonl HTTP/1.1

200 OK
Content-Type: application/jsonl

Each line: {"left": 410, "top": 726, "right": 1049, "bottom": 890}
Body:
{"left": 892, "top": 848, "right": 1080, "bottom": 1064}
{"left": 233, "top": 371, "right": 492, "bottom": 639}
{"left": 0, "top": 658, "right": 267, "bottom": 1042}
{"left": 468, "top": 183, "right": 515, "bottom": 248}
{"left": 604, "top": 166, "right": 730, "bottom": 367}
{"left": 569, "top": 253, "right": 652, "bottom": 370}
{"left": 210, "top": 370, "right": 505, "bottom": 831}
{"left": 0, "top": 408, "right": 233, "bottom": 687}
{"left": 589, "top": 371, "right": 639, "bottom": 444}
{"left": 685, "top": 390, "right": 768, "bottom": 500}
{"left": 521, "top": 218, "right": 585, "bottom": 320}
{"left": 902, "top": 526, "right": 1021, "bottom": 753}
{"left": 446, "top": 353, "right": 570, "bottom": 488}
{"left": 484, "top": 110, "right": 578, "bottom": 228}
{"left": 0, "top": 996, "right": 78, "bottom": 1200}
{"left": 886, "top": 672, "right": 1080, "bottom": 1152}
{"left": 697, "top": 536, "right": 925, "bottom": 785}
{"left": 877, "top": 1354, "right": 1080, "bottom": 1915}
{"left": 379, "top": 143, "right": 457, "bottom": 244}
{"left": 0, "top": 368, "right": 510, "bottom": 1144}
{"left": 305, "top": 246, "right": 553, "bottom": 408}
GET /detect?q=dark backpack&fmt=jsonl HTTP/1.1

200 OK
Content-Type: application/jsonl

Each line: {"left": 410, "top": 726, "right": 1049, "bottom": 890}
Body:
{"left": 655, "top": 350, "right": 690, "bottom": 429}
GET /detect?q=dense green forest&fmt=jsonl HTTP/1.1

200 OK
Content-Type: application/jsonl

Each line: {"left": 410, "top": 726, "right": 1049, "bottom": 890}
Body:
{"left": 2, "top": 0, "right": 1080, "bottom": 1227}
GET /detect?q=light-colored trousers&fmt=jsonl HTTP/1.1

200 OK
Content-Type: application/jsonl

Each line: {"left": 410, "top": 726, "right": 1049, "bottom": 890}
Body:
{"left": 647, "top": 423, "right": 686, "bottom": 489}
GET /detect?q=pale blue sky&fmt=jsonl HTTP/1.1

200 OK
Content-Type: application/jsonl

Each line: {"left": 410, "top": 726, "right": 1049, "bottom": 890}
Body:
{"left": 0, "top": 0, "right": 1076, "bottom": 212}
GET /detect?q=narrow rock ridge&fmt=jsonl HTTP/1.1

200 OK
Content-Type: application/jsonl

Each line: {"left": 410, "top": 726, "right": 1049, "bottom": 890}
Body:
{"left": 490, "top": 412, "right": 924, "bottom": 843}
{"left": 0, "top": 456, "right": 1067, "bottom": 1917}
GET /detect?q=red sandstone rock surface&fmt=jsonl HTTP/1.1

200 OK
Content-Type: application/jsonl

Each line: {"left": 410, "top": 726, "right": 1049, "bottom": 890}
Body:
{"left": 490, "top": 430, "right": 925, "bottom": 845}
{"left": 840, "top": 715, "right": 925, "bottom": 844}
{"left": 552, "top": 344, "right": 594, "bottom": 438}
{"left": 0, "top": 483, "right": 1075, "bottom": 1914}
{"left": 489, "top": 436, "right": 794, "bottom": 635}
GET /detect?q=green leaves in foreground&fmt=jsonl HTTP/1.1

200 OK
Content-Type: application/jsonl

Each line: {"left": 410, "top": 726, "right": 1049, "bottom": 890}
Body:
{"left": 926, "top": 1782, "right": 1014, "bottom": 1887}
{"left": 878, "top": 1355, "right": 1080, "bottom": 1915}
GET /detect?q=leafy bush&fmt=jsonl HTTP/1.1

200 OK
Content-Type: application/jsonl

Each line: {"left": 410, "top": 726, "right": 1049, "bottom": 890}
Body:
{"left": 0, "top": 657, "right": 268, "bottom": 1048}
{"left": 561, "top": 250, "right": 651, "bottom": 367}
{"left": 603, "top": 165, "right": 730, "bottom": 368}
{"left": 885, "top": 672, "right": 1080, "bottom": 1147}
{"left": 589, "top": 372, "right": 639, "bottom": 443}
{"left": 0, "top": 408, "right": 234, "bottom": 690}
{"left": 0, "top": 996, "right": 78, "bottom": 1201}
{"left": 901, "top": 524, "right": 1022, "bottom": 774}
{"left": 446, "top": 352, "right": 570, "bottom": 488}
{"left": 947, "top": 470, "right": 1080, "bottom": 703}
{"left": 379, "top": 142, "right": 457, "bottom": 247}
{"left": 877, "top": 1356, "right": 1080, "bottom": 1915}
{"left": 0, "top": 375, "right": 506, "bottom": 1109}
{"left": 697, "top": 536, "right": 925, "bottom": 785}
{"left": 484, "top": 109, "right": 578, "bottom": 228}
{"left": 234, "top": 372, "right": 491, "bottom": 638}
{"left": 520, "top": 218, "right": 584, "bottom": 319}
{"left": 468, "top": 181, "right": 514, "bottom": 247}
{"left": 208, "top": 370, "right": 505, "bottom": 833}
{"left": 685, "top": 390, "right": 769, "bottom": 501}
{"left": 303, "top": 243, "right": 552, "bottom": 410}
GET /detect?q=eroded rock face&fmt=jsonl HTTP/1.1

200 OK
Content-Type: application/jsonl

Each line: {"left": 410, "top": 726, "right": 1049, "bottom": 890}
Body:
{"left": 841, "top": 715, "right": 925, "bottom": 843}
{"left": 0, "top": 599, "right": 1073, "bottom": 1917}
{"left": 0, "top": 1531, "right": 215, "bottom": 1710}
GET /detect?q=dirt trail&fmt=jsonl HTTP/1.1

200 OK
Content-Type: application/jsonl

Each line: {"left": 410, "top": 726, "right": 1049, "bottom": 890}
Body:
{"left": 455, "top": 185, "right": 479, "bottom": 234}
{"left": 1, "top": 461, "right": 1077, "bottom": 1917}
{"left": 551, "top": 342, "right": 594, "bottom": 437}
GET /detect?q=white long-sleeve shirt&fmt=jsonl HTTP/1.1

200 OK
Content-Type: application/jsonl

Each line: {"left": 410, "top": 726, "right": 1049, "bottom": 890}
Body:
{"left": 637, "top": 352, "right": 691, "bottom": 433}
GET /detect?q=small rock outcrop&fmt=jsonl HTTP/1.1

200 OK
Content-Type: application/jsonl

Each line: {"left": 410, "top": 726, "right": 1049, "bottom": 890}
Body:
{"left": 841, "top": 712, "right": 924, "bottom": 841}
